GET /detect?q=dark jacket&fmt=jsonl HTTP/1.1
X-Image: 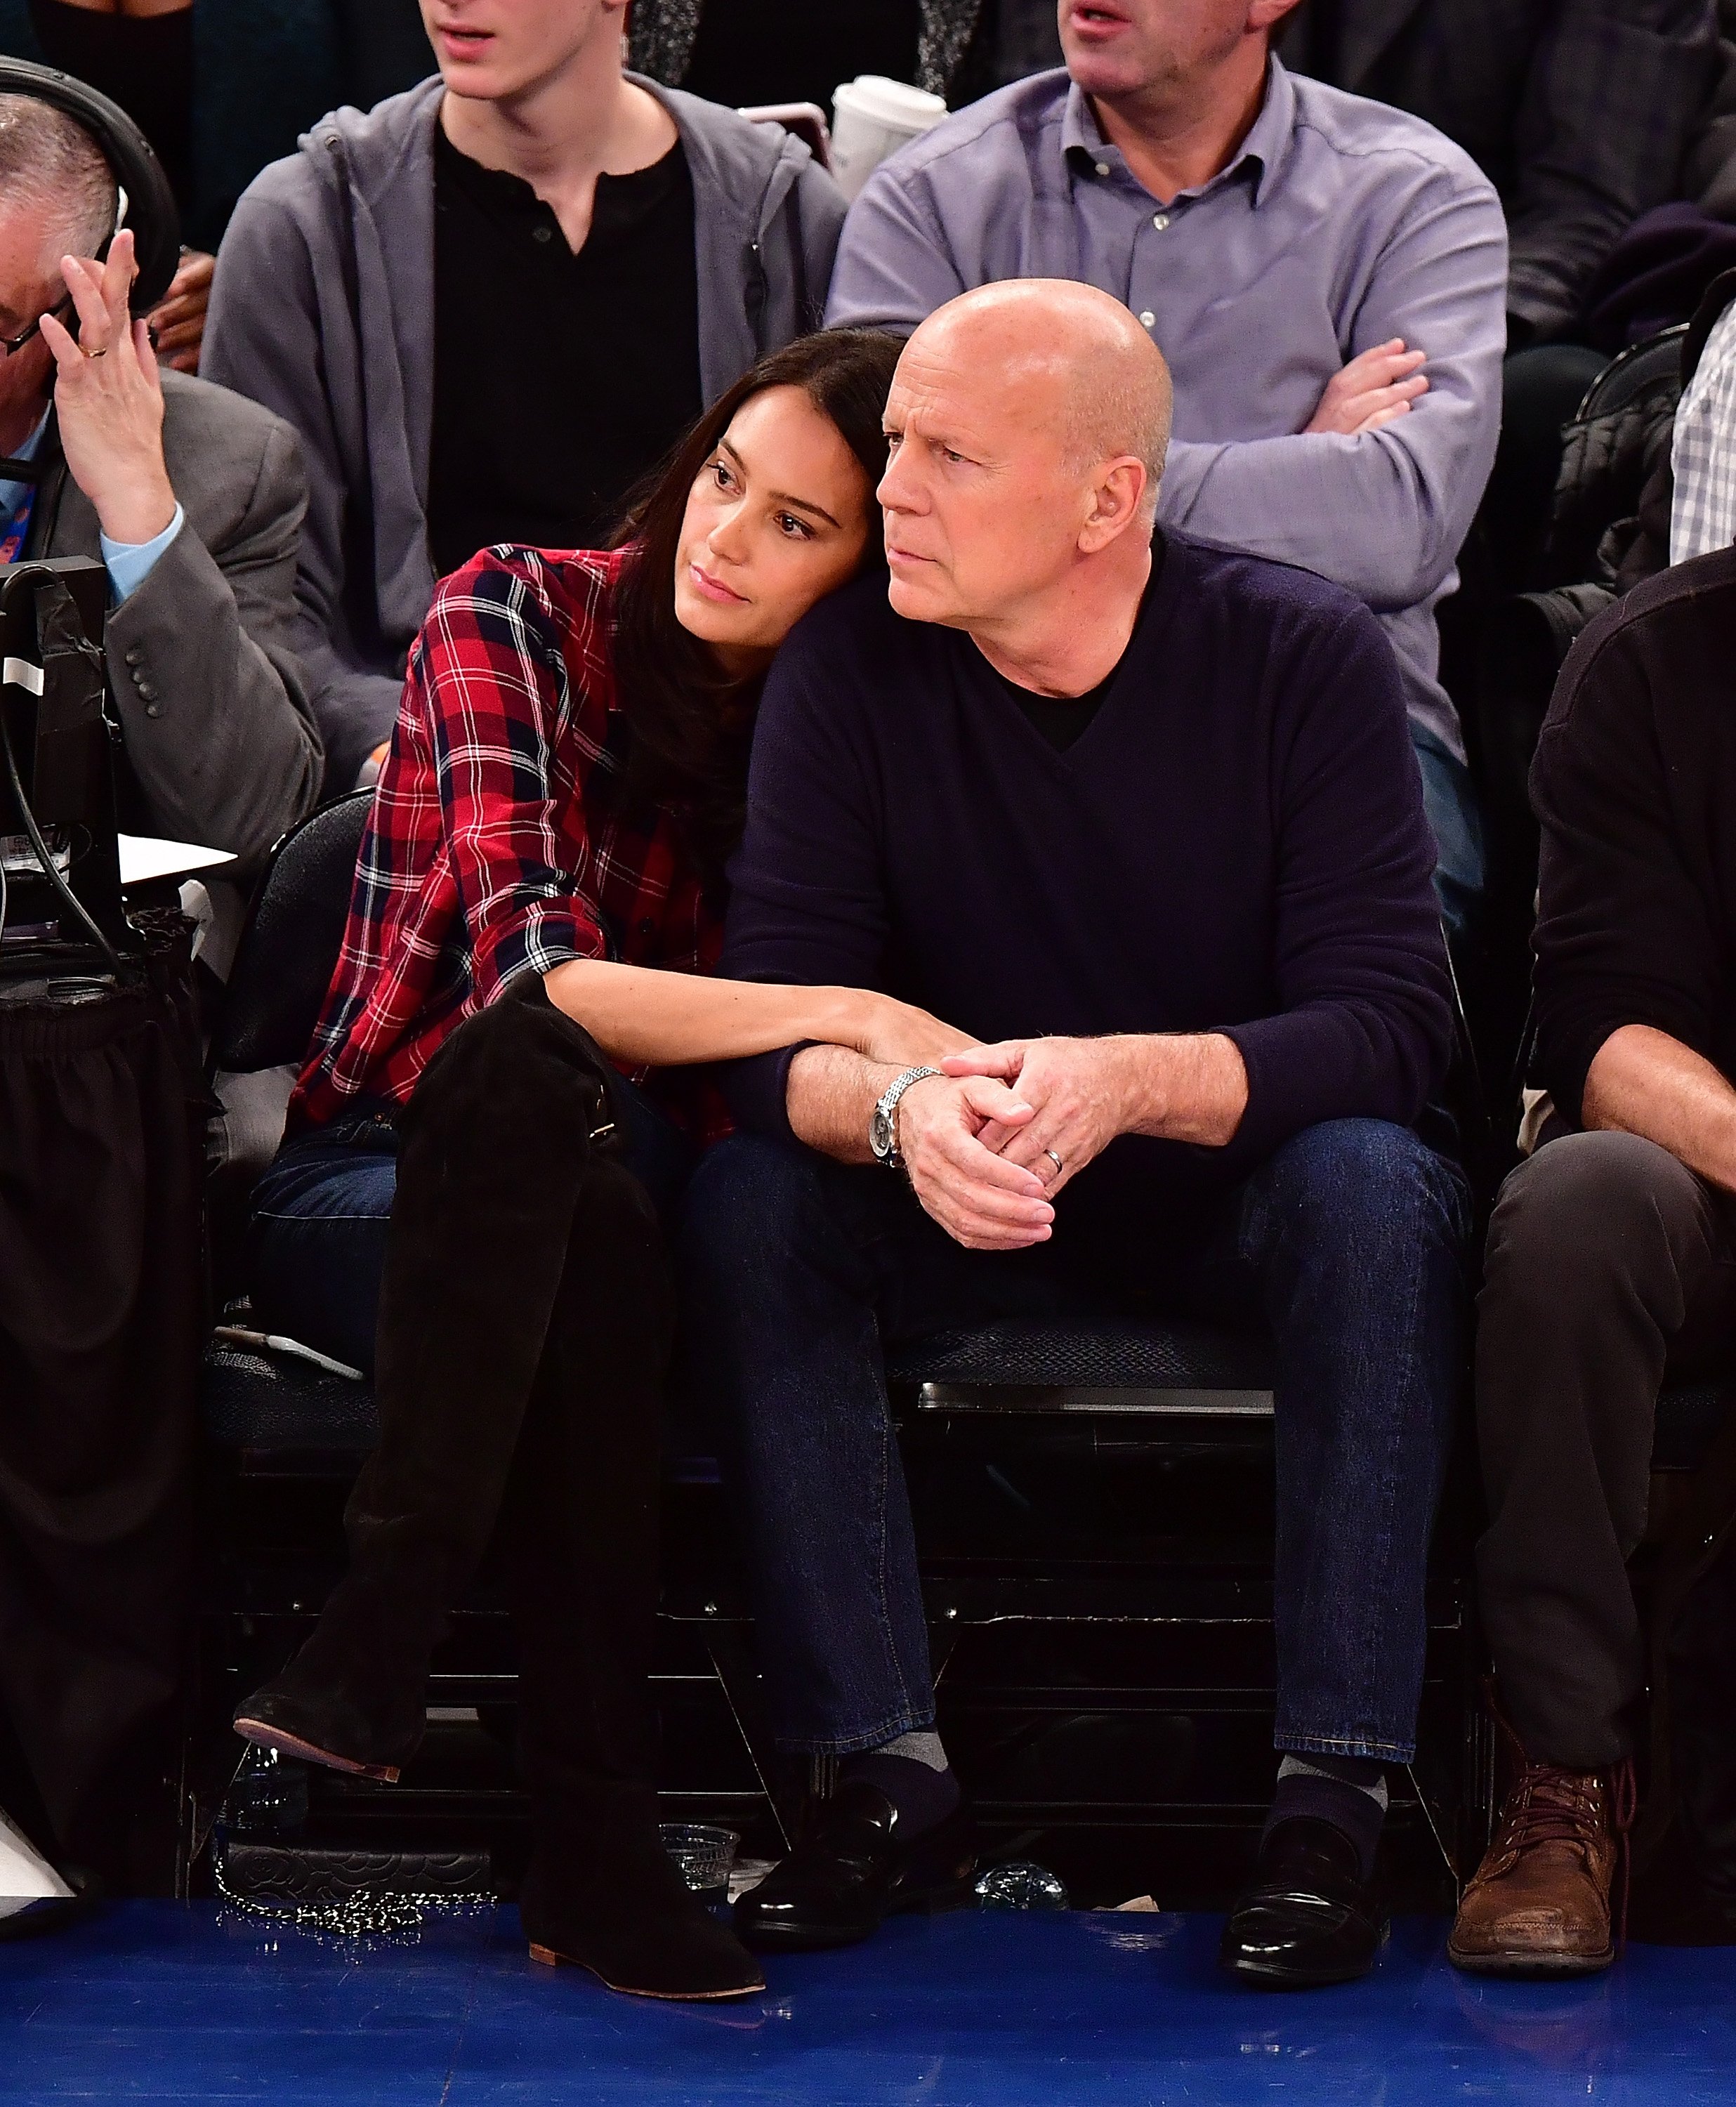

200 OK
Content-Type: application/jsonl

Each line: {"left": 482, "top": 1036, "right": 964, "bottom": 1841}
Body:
{"left": 1531, "top": 543, "right": 1736, "bottom": 1122}
{"left": 202, "top": 77, "right": 846, "bottom": 791}
{"left": 1280, "top": 0, "right": 1719, "bottom": 342}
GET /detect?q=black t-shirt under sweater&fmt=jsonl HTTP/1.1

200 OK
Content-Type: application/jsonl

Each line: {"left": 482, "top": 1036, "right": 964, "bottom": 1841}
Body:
{"left": 427, "top": 127, "right": 704, "bottom": 578}
{"left": 988, "top": 544, "right": 1166, "bottom": 751}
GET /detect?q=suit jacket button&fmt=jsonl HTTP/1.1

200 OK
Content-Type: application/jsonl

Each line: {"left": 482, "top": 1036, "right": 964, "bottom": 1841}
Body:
{"left": 145, "top": 702, "right": 163, "bottom": 719}
{"left": 123, "top": 647, "right": 143, "bottom": 667}
{"left": 136, "top": 681, "right": 158, "bottom": 700}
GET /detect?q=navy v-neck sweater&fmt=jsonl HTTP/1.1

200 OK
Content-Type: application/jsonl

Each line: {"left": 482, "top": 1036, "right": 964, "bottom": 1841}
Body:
{"left": 721, "top": 534, "right": 1452, "bottom": 1212}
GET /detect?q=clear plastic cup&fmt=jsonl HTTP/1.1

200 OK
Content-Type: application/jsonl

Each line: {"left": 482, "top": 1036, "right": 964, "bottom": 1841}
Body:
{"left": 659, "top": 1823, "right": 739, "bottom": 1905}
{"left": 975, "top": 1860, "right": 1070, "bottom": 1910}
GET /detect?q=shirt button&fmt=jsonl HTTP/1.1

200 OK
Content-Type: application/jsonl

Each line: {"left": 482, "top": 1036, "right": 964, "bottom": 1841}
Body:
{"left": 145, "top": 702, "right": 163, "bottom": 719}
{"left": 1152, "top": 213, "right": 1170, "bottom": 230}
{"left": 1093, "top": 160, "right": 1110, "bottom": 177}
{"left": 532, "top": 224, "right": 553, "bottom": 243}
{"left": 1138, "top": 310, "right": 1156, "bottom": 329}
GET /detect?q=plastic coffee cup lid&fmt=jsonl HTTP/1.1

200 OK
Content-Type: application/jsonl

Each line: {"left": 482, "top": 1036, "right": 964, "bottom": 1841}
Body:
{"left": 833, "top": 74, "right": 947, "bottom": 131}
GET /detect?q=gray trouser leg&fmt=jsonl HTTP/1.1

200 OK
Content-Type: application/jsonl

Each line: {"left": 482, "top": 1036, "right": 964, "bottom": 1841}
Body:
{"left": 1475, "top": 1131, "right": 1736, "bottom": 1767}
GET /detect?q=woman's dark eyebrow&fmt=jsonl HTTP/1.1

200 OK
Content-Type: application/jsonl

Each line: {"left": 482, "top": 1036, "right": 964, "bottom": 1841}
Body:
{"left": 716, "top": 439, "right": 842, "bottom": 530}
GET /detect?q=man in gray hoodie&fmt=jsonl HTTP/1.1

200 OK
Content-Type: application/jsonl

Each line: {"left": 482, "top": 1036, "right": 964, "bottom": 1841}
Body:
{"left": 203, "top": 0, "right": 846, "bottom": 791}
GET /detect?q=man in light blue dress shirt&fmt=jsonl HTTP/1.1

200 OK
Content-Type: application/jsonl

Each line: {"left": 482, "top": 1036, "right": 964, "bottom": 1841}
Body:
{"left": 826, "top": 0, "right": 1508, "bottom": 931}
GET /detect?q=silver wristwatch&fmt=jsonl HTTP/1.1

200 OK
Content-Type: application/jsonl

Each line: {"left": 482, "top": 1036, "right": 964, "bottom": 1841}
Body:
{"left": 869, "top": 1065, "right": 942, "bottom": 1171}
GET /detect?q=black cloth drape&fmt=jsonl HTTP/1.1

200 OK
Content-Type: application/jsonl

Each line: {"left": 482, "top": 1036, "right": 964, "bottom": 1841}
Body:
{"left": 0, "top": 921, "right": 204, "bottom": 1890}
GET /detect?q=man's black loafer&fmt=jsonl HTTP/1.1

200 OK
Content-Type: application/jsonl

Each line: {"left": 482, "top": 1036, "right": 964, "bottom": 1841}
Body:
{"left": 735, "top": 1780, "right": 978, "bottom": 1952}
{"left": 1219, "top": 1816, "right": 1388, "bottom": 1988}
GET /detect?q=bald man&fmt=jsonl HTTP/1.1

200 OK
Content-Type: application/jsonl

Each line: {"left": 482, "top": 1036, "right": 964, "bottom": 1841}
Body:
{"left": 683, "top": 284, "right": 1468, "bottom": 1987}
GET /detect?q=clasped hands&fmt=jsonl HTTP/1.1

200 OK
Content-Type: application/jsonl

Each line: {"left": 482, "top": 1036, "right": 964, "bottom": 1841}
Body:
{"left": 895, "top": 1037, "right": 1141, "bottom": 1253}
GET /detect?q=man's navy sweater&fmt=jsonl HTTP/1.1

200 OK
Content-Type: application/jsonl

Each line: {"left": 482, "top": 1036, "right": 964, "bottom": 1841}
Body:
{"left": 721, "top": 534, "right": 1453, "bottom": 1213}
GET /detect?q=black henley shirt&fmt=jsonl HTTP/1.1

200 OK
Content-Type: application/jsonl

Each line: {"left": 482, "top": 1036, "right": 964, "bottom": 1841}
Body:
{"left": 427, "top": 126, "right": 704, "bottom": 577}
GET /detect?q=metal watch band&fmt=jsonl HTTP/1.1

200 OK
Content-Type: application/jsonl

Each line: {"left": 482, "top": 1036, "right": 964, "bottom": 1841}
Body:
{"left": 874, "top": 1064, "right": 943, "bottom": 1170}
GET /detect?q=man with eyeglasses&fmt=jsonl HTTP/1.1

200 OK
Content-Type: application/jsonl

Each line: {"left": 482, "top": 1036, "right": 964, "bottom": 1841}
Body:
{"left": 0, "top": 90, "right": 320, "bottom": 900}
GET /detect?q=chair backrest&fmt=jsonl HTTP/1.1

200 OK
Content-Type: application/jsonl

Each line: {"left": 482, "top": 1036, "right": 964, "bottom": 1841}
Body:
{"left": 1574, "top": 324, "right": 1689, "bottom": 423}
{"left": 211, "top": 792, "right": 372, "bottom": 1076}
{"left": 739, "top": 101, "right": 832, "bottom": 168}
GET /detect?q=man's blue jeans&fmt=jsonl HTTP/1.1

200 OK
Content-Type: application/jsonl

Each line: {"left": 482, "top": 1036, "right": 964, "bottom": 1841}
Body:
{"left": 681, "top": 1117, "right": 1471, "bottom": 1764}
{"left": 1412, "top": 722, "right": 1485, "bottom": 943}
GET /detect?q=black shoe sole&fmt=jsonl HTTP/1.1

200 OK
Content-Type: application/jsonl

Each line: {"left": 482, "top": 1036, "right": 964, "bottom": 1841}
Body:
{"left": 737, "top": 1870, "right": 978, "bottom": 1954}
{"left": 1447, "top": 1941, "right": 1614, "bottom": 1978}
{"left": 529, "top": 1940, "right": 765, "bottom": 2000}
{"left": 1221, "top": 1920, "right": 1390, "bottom": 1990}
{"left": 232, "top": 1714, "right": 402, "bottom": 1784}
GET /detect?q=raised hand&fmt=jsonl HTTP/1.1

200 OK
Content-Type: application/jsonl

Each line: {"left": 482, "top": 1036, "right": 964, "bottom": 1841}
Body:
{"left": 1304, "top": 338, "right": 1428, "bottom": 438}
{"left": 38, "top": 228, "right": 177, "bottom": 546}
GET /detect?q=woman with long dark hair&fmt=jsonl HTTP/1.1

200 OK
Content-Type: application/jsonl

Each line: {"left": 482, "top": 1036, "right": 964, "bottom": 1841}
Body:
{"left": 233, "top": 329, "right": 952, "bottom": 2002}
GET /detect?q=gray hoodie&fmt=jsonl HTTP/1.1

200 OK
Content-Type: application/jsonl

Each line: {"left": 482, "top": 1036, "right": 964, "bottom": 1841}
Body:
{"left": 204, "top": 77, "right": 847, "bottom": 789}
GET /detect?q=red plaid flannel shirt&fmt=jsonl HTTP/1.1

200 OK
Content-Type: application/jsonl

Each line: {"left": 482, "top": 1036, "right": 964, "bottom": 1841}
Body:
{"left": 291, "top": 544, "right": 727, "bottom": 1138}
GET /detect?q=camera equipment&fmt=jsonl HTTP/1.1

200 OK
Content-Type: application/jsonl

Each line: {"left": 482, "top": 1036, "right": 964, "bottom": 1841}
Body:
{"left": 0, "top": 558, "right": 126, "bottom": 975}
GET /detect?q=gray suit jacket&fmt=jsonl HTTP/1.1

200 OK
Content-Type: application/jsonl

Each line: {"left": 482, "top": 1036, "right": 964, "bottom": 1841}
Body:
{"left": 27, "top": 369, "right": 323, "bottom": 876}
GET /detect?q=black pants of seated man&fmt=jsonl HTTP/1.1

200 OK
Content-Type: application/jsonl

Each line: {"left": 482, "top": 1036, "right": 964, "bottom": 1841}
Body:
{"left": 1476, "top": 1129, "right": 1736, "bottom": 1769}
{"left": 244, "top": 983, "right": 696, "bottom": 1931}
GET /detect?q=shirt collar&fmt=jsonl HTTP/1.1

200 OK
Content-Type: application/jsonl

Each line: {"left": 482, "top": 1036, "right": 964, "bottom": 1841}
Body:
{"left": 1063, "top": 55, "right": 1296, "bottom": 209}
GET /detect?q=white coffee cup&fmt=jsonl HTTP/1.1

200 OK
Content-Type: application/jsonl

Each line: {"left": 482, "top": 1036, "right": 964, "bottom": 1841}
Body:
{"left": 829, "top": 75, "right": 947, "bottom": 202}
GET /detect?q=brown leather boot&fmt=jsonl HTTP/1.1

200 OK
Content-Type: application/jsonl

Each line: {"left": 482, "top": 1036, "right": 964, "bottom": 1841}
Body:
{"left": 1448, "top": 1757, "right": 1636, "bottom": 1977}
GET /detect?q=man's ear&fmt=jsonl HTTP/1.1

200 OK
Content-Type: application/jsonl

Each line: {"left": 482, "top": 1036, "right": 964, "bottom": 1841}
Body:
{"left": 1078, "top": 457, "right": 1150, "bottom": 555}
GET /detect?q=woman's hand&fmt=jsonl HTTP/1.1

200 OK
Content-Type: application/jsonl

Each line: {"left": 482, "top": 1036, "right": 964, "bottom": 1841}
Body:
{"left": 850, "top": 992, "right": 978, "bottom": 1070}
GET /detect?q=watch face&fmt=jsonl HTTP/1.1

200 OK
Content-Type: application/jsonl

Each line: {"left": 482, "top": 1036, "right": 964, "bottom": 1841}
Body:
{"left": 869, "top": 1105, "right": 894, "bottom": 1162}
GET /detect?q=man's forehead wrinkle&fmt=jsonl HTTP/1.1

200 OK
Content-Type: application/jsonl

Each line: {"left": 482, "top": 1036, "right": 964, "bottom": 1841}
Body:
{"left": 892, "top": 336, "right": 1070, "bottom": 459}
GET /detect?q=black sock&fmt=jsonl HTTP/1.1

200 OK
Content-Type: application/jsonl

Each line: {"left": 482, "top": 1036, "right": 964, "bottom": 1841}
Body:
{"left": 1262, "top": 1756, "right": 1387, "bottom": 1883}
{"left": 839, "top": 1753, "right": 961, "bottom": 1839}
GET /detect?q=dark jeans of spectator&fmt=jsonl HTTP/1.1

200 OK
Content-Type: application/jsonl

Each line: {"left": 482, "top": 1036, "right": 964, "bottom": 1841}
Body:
{"left": 1413, "top": 721, "right": 1485, "bottom": 942}
{"left": 249, "top": 1045, "right": 695, "bottom": 1379}
{"left": 683, "top": 1117, "right": 1471, "bottom": 1764}
{"left": 1476, "top": 1131, "right": 1736, "bottom": 1771}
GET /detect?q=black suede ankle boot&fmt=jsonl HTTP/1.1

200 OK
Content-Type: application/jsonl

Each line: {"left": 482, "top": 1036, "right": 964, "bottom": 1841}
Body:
{"left": 520, "top": 1784, "right": 764, "bottom": 2002}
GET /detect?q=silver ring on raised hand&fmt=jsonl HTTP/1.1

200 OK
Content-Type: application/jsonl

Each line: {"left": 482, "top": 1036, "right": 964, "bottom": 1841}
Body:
{"left": 1043, "top": 1148, "right": 1064, "bottom": 1179}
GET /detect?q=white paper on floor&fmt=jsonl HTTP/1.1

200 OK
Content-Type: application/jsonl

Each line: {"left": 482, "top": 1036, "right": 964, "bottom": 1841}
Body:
{"left": 0, "top": 1804, "right": 71, "bottom": 1919}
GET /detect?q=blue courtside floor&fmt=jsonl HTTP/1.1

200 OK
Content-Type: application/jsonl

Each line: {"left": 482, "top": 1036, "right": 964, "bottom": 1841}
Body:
{"left": 4, "top": 1906, "right": 1736, "bottom": 2104}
